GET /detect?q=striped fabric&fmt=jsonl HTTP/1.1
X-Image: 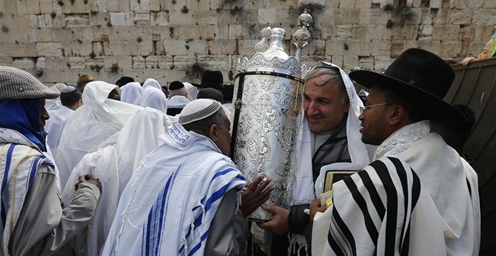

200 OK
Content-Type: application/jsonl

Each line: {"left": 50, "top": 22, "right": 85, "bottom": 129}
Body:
{"left": 101, "top": 124, "right": 246, "bottom": 256}
{"left": 324, "top": 157, "right": 429, "bottom": 256}
{"left": 0, "top": 128, "right": 54, "bottom": 256}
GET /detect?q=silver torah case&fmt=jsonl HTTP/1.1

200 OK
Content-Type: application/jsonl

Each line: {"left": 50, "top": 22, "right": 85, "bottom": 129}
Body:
{"left": 231, "top": 27, "right": 309, "bottom": 221}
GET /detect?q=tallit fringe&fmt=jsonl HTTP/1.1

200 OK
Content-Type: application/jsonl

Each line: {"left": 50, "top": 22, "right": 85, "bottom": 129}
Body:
{"left": 288, "top": 233, "right": 308, "bottom": 256}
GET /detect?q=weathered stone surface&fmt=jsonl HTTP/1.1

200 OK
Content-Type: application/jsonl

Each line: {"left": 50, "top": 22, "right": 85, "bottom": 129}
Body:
{"left": 12, "top": 58, "right": 37, "bottom": 69}
{"left": 449, "top": 9, "right": 473, "bottom": 24}
{"left": 151, "top": 11, "right": 169, "bottom": 26}
{"left": 67, "top": 57, "right": 86, "bottom": 69}
{"left": 258, "top": 8, "right": 277, "bottom": 25}
{"left": 36, "top": 42, "right": 64, "bottom": 56}
{"left": 208, "top": 39, "right": 237, "bottom": 55}
{"left": 133, "top": 12, "right": 151, "bottom": 26}
{"left": 110, "top": 12, "right": 130, "bottom": 26}
{"left": 197, "top": 55, "right": 229, "bottom": 70}
{"left": 65, "top": 14, "right": 90, "bottom": 27}
{"left": 132, "top": 56, "right": 146, "bottom": 69}
{"left": 36, "top": 57, "right": 45, "bottom": 70}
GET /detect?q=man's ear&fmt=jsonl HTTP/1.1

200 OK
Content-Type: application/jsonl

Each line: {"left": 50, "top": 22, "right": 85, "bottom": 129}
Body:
{"left": 387, "top": 105, "right": 406, "bottom": 126}
{"left": 209, "top": 124, "right": 219, "bottom": 142}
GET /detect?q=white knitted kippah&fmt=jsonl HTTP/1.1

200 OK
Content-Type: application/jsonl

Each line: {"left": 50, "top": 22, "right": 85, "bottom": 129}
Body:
{"left": 61, "top": 86, "right": 76, "bottom": 93}
{"left": 0, "top": 66, "right": 60, "bottom": 100}
{"left": 178, "top": 99, "right": 221, "bottom": 125}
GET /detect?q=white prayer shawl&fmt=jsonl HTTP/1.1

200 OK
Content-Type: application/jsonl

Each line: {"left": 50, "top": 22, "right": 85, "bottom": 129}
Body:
{"left": 363, "top": 120, "right": 475, "bottom": 255}
{"left": 45, "top": 106, "right": 73, "bottom": 158}
{"left": 184, "top": 82, "right": 198, "bottom": 101}
{"left": 143, "top": 78, "right": 161, "bottom": 90}
{"left": 0, "top": 128, "right": 55, "bottom": 256}
{"left": 56, "top": 81, "right": 142, "bottom": 189}
{"left": 292, "top": 63, "right": 371, "bottom": 205}
{"left": 320, "top": 156, "right": 446, "bottom": 256}
{"left": 140, "top": 87, "right": 168, "bottom": 113}
{"left": 61, "top": 108, "right": 171, "bottom": 256}
{"left": 101, "top": 124, "right": 246, "bottom": 256}
{"left": 168, "top": 95, "right": 190, "bottom": 109}
{"left": 121, "top": 82, "right": 143, "bottom": 105}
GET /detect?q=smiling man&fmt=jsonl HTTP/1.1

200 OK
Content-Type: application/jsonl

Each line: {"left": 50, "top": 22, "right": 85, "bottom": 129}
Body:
{"left": 258, "top": 62, "right": 371, "bottom": 255}
{"left": 0, "top": 66, "right": 101, "bottom": 256}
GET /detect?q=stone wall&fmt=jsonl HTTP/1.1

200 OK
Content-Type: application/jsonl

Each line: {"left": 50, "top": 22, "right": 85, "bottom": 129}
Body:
{"left": 0, "top": 0, "right": 495, "bottom": 86}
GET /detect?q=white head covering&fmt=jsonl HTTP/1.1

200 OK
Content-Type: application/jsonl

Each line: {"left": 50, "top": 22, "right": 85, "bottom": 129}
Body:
{"left": 45, "top": 83, "right": 68, "bottom": 111}
{"left": 178, "top": 99, "right": 221, "bottom": 125}
{"left": 62, "top": 108, "right": 172, "bottom": 256}
{"left": 183, "top": 82, "right": 198, "bottom": 101}
{"left": 121, "top": 82, "right": 143, "bottom": 105}
{"left": 143, "top": 78, "right": 161, "bottom": 90}
{"left": 292, "top": 62, "right": 372, "bottom": 204}
{"left": 140, "top": 87, "right": 168, "bottom": 113}
{"left": 56, "top": 81, "right": 143, "bottom": 188}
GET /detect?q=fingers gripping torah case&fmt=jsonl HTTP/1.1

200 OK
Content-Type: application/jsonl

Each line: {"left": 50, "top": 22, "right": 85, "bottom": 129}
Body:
{"left": 231, "top": 24, "right": 311, "bottom": 221}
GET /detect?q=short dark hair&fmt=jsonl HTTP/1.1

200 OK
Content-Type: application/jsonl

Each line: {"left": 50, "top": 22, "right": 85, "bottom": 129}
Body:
{"left": 376, "top": 84, "right": 431, "bottom": 123}
{"left": 182, "top": 108, "right": 226, "bottom": 136}
{"left": 60, "top": 88, "right": 82, "bottom": 108}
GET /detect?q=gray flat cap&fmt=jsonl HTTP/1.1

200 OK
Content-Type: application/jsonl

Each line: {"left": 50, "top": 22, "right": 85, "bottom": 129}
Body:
{"left": 0, "top": 66, "right": 59, "bottom": 100}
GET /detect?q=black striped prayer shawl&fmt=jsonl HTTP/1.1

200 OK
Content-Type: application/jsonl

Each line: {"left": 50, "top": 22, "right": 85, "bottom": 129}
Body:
{"left": 324, "top": 157, "right": 447, "bottom": 256}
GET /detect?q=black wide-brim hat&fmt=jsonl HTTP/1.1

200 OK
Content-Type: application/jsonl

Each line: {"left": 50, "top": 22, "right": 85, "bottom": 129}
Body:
{"left": 349, "top": 48, "right": 466, "bottom": 125}
{"left": 200, "top": 69, "right": 223, "bottom": 91}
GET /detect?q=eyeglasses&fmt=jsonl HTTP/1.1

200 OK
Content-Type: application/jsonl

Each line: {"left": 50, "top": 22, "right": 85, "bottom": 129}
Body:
{"left": 359, "top": 103, "right": 389, "bottom": 114}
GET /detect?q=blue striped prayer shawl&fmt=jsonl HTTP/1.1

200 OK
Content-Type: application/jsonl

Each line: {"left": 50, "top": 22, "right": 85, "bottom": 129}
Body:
{"left": 0, "top": 128, "right": 54, "bottom": 256}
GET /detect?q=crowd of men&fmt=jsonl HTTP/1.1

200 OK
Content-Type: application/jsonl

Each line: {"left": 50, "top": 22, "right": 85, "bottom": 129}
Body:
{"left": 0, "top": 47, "right": 480, "bottom": 256}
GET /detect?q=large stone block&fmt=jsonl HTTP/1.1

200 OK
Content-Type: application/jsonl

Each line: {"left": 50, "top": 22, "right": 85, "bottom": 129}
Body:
{"left": 65, "top": 14, "right": 90, "bottom": 27}
{"left": 472, "top": 9, "right": 496, "bottom": 25}
{"left": 132, "top": 56, "right": 146, "bottom": 69}
{"left": 39, "top": 0, "right": 53, "bottom": 13}
{"left": 12, "top": 58, "right": 36, "bottom": 69}
{"left": 169, "top": 10, "right": 195, "bottom": 26}
{"left": 37, "top": 14, "right": 53, "bottom": 28}
{"left": 374, "top": 55, "right": 392, "bottom": 71}
{"left": 449, "top": 9, "right": 472, "bottom": 24}
{"left": 329, "top": 55, "right": 344, "bottom": 68}
{"left": 432, "top": 24, "right": 461, "bottom": 40}
{"left": 151, "top": 11, "right": 169, "bottom": 26}
{"left": 36, "top": 57, "right": 45, "bottom": 70}
{"left": 358, "top": 56, "right": 374, "bottom": 70}
{"left": 258, "top": 8, "right": 277, "bottom": 25}
{"left": 208, "top": 39, "right": 237, "bottom": 55}
{"left": 89, "top": 12, "right": 111, "bottom": 27}
{"left": 355, "top": 0, "right": 372, "bottom": 8}
{"left": 473, "top": 25, "right": 495, "bottom": 41}
{"left": 335, "top": 25, "right": 354, "bottom": 39}
{"left": 325, "top": 39, "right": 347, "bottom": 56}
{"left": 431, "top": 8, "right": 449, "bottom": 25}
{"left": 199, "top": 24, "right": 219, "bottom": 40}
{"left": 439, "top": 40, "right": 462, "bottom": 58}
{"left": 133, "top": 12, "right": 151, "bottom": 26}
{"left": 164, "top": 39, "right": 189, "bottom": 55}
{"left": 37, "top": 42, "right": 64, "bottom": 56}
{"left": 67, "top": 57, "right": 86, "bottom": 69}
{"left": 110, "top": 12, "right": 131, "bottom": 26}
{"left": 0, "top": 57, "right": 13, "bottom": 66}
{"left": 391, "top": 25, "right": 418, "bottom": 40}
{"left": 228, "top": 24, "right": 243, "bottom": 39}
{"left": 197, "top": 55, "right": 229, "bottom": 70}
{"left": 107, "top": 0, "right": 130, "bottom": 12}
{"left": 271, "top": 0, "right": 298, "bottom": 8}
{"left": 195, "top": 10, "right": 218, "bottom": 25}
{"left": 130, "top": 0, "right": 151, "bottom": 12}
{"left": 17, "top": 0, "right": 40, "bottom": 15}
{"left": 45, "top": 56, "right": 68, "bottom": 69}
{"left": 237, "top": 39, "right": 259, "bottom": 56}
{"left": 343, "top": 55, "right": 359, "bottom": 71}
{"left": 334, "top": 9, "right": 361, "bottom": 24}
{"left": 171, "top": 55, "right": 197, "bottom": 69}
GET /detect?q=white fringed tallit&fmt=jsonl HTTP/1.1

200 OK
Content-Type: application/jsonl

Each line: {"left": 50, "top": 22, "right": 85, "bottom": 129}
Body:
{"left": 101, "top": 124, "right": 246, "bottom": 256}
{"left": 0, "top": 128, "right": 54, "bottom": 256}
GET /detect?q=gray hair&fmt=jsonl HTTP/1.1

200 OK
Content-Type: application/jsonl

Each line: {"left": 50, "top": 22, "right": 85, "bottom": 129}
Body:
{"left": 305, "top": 67, "right": 348, "bottom": 105}
{"left": 169, "top": 87, "right": 187, "bottom": 97}
{"left": 182, "top": 108, "right": 226, "bottom": 137}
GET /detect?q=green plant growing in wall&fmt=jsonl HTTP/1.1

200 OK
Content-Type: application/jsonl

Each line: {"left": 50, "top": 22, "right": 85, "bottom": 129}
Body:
{"left": 76, "top": 39, "right": 82, "bottom": 43}
{"left": 110, "top": 63, "right": 119, "bottom": 73}
{"left": 185, "top": 45, "right": 190, "bottom": 50}
{"left": 15, "top": 40, "right": 19, "bottom": 44}
{"left": 137, "top": 36, "right": 143, "bottom": 43}
{"left": 1, "top": 25, "right": 9, "bottom": 33}
{"left": 57, "top": 0, "right": 64, "bottom": 6}
{"left": 89, "top": 64, "right": 103, "bottom": 72}
{"left": 0, "top": 12, "right": 4, "bottom": 18}
{"left": 185, "top": 63, "right": 206, "bottom": 80}
{"left": 170, "top": 64, "right": 176, "bottom": 70}
{"left": 171, "top": 0, "right": 176, "bottom": 4}
{"left": 386, "top": 19, "right": 394, "bottom": 29}
{"left": 83, "top": 0, "right": 88, "bottom": 4}
{"left": 181, "top": 5, "right": 189, "bottom": 14}
{"left": 69, "top": 0, "right": 75, "bottom": 5}
{"left": 67, "top": 63, "right": 71, "bottom": 68}
{"left": 344, "top": 43, "right": 349, "bottom": 51}
{"left": 137, "top": 0, "right": 141, "bottom": 4}
{"left": 89, "top": 52, "right": 96, "bottom": 59}
{"left": 230, "top": 6, "right": 242, "bottom": 15}
{"left": 169, "top": 27, "right": 174, "bottom": 37}
{"left": 51, "top": 12, "right": 56, "bottom": 18}
{"left": 107, "top": 21, "right": 112, "bottom": 27}
{"left": 90, "top": 10, "right": 98, "bottom": 15}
